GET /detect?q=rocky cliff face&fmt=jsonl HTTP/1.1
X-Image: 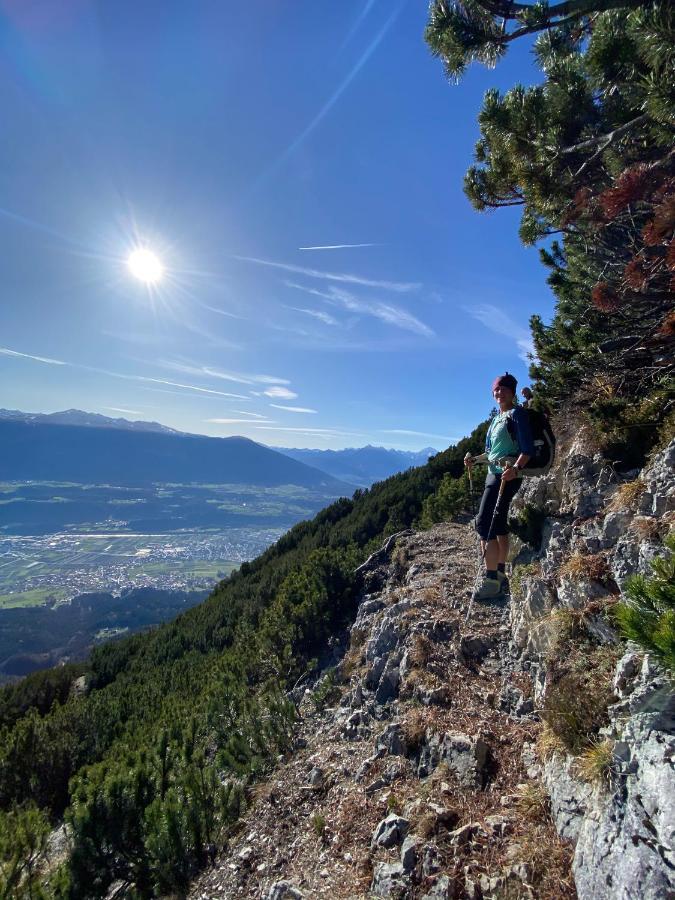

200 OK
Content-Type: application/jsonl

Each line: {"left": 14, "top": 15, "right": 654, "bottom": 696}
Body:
{"left": 188, "top": 436, "right": 674, "bottom": 900}
{"left": 509, "top": 436, "right": 675, "bottom": 900}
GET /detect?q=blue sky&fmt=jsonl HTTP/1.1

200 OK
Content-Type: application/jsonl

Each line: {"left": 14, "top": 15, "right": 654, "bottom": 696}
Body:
{"left": 0, "top": 0, "right": 552, "bottom": 451}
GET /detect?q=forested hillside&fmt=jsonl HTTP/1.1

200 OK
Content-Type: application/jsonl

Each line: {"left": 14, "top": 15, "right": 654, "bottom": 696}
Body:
{"left": 0, "top": 422, "right": 488, "bottom": 898}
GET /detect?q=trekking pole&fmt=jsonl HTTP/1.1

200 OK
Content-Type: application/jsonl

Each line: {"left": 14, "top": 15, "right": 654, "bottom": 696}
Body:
{"left": 464, "top": 453, "right": 476, "bottom": 519}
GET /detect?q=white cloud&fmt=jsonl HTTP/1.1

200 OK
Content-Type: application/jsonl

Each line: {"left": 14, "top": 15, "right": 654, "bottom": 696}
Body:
{"left": 465, "top": 303, "right": 535, "bottom": 364}
{"left": 104, "top": 407, "right": 142, "bottom": 416}
{"left": 287, "top": 284, "right": 434, "bottom": 338}
{"left": 207, "top": 418, "right": 277, "bottom": 425}
{"left": 298, "top": 243, "right": 378, "bottom": 251}
{"left": 224, "top": 410, "right": 270, "bottom": 419}
{"left": 235, "top": 255, "right": 420, "bottom": 293}
{"left": 381, "top": 429, "right": 455, "bottom": 441}
{"left": 198, "top": 303, "right": 247, "bottom": 320}
{"left": 159, "top": 359, "right": 291, "bottom": 386}
{"left": 0, "top": 347, "right": 66, "bottom": 366}
{"left": 287, "top": 306, "right": 339, "bottom": 326}
{"left": 264, "top": 386, "right": 298, "bottom": 400}
{"left": 0, "top": 345, "right": 251, "bottom": 399}
{"left": 269, "top": 404, "right": 318, "bottom": 414}
{"left": 252, "top": 425, "right": 362, "bottom": 437}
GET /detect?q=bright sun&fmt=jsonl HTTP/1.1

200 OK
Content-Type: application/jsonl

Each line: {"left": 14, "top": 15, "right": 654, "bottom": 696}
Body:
{"left": 127, "top": 247, "right": 164, "bottom": 283}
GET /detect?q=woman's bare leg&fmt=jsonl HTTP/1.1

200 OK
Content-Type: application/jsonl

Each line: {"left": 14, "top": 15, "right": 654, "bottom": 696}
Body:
{"left": 496, "top": 534, "right": 509, "bottom": 566}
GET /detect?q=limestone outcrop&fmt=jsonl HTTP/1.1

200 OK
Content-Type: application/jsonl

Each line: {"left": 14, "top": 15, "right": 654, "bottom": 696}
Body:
{"left": 188, "top": 436, "right": 674, "bottom": 900}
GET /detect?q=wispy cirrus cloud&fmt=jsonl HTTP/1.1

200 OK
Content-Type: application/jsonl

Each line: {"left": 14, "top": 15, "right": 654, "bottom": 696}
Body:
{"left": 269, "top": 404, "right": 318, "bottom": 414}
{"left": 0, "top": 347, "right": 67, "bottom": 366}
{"left": 0, "top": 345, "right": 251, "bottom": 399}
{"left": 465, "top": 303, "right": 535, "bottom": 364}
{"left": 264, "top": 386, "right": 298, "bottom": 400}
{"left": 381, "top": 429, "right": 455, "bottom": 442}
{"left": 207, "top": 418, "right": 277, "bottom": 425}
{"left": 235, "top": 256, "right": 420, "bottom": 293}
{"left": 158, "top": 359, "right": 291, "bottom": 386}
{"left": 224, "top": 410, "right": 270, "bottom": 419}
{"left": 288, "top": 283, "right": 434, "bottom": 338}
{"left": 251, "top": 425, "right": 362, "bottom": 437}
{"left": 104, "top": 407, "right": 143, "bottom": 416}
{"left": 286, "top": 306, "right": 339, "bottom": 326}
{"left": 298, "top": 243, "right": 379, "bottom": 251}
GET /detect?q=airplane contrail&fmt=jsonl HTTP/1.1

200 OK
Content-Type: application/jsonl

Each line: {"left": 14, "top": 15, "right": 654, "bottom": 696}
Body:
{"left": 298, "top": 243, "right": 378, "bottom": 251}
{"left": 253, "top": 0, "right": 405, "bottom": 187}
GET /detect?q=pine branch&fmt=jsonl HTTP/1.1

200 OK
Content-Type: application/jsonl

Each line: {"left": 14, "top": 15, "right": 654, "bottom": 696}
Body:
{"left": 561, "top": 114, "right": 651, "bottom": 157}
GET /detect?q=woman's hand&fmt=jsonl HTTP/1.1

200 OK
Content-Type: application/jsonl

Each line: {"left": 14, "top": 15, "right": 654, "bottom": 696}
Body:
{"left": 501, "top": 465, "right": 519, "bottom": 482}
{"left": 464, "top": 453, "right": 473, "bottom": 471}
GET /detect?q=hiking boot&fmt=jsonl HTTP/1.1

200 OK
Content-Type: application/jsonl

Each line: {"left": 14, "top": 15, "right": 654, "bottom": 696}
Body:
{"left": 498, "top": 571, "right": 510, "bottom": 594}
{"left": 473, "top": 575, "right": 502, "bottom": 602}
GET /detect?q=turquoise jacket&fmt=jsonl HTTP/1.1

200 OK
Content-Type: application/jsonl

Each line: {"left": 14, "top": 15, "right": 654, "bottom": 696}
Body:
{"left": 485, "top": 407, "right": 534, "bottom": 475}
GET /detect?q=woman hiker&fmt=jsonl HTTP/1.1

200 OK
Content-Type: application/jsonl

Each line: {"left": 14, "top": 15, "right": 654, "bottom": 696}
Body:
{"left": 465, "top": 372, "right": 534, "bottom": 601}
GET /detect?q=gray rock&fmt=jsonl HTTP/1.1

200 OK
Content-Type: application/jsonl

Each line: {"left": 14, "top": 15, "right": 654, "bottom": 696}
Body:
{"left": 601, "top": 509, "right": 633, "bottom": 547}
{"left": 421, "top": 874, "right": 453, "bottom": 899}
{"left": 418, "top": 685, "right": 451, "bottom": 707}
{"left": 342, "top": 710, "right": 362, "bottom": 740}
{"left": 366, "top": 655, "right": 388, "bottom": 690}
{"left": 613, "top": 649, "right": 641, "bottom": 699}
{"left": 370, "top": 862, "right": 411, "bottom": 899}
{"left": 237, "top": 845, "right": 255, "bottom": 864}
{"left": 447, "top": 822, "right": 484, "bottom": 846}
{"left": 572, "top": 725, "right": 675, "bottom": 900}
{"left": 421, "top": 843, "right": 440, "bottom": 877}
{"left": 307, "top": 766, "right": 323, "bottom": 788}
{"left": 377, "top": 723, "right": 407, "bottom": 756}
{"left": 366, "top": 602, "right": 411, "bottom": 662}
{"left": 371, "top": 814, "right": 410, "bottom": 848}
{"left": 375, "top": 654, "right": 401, "bottom": 704}
{"left": 417, "top": 731, "right": 489, "bottom": 787}
{"left": 356, "top": 597, "right": 386, "bottom": 620}
{"left": 400, "top": 835, "right": 419, "bottom": 872}
{"left": 459, "top": 632, "right": 495, "bottom": 660}
{"left": 557, "top": 576, "right": 609, "bottom": 611}
{"left": 365, "top": 777, "right": 388, "bottom": 794}
{"left": 266, "top": 882, "right": 303, "bottom": 900}
{"left": 543, "top": 754, "right": 592, "bottom": 842}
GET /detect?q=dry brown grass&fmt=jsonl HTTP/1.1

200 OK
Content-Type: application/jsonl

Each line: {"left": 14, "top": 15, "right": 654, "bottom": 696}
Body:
{"left": 630, "top": 516, "right": 661, "bottom": 540}
{"left": 513, "top": 781, "right": 551, "bottom": 822}
{"left": 340, "top": 645, "right": 364, "bottom": 680}
{"left": 402, "top": 708, "right": 428, "bottom": 754}
{"left": 536, "top": 723, "right": 567, "bottom": 761}
{"left": 608, "top": 478, "right": 644, "bottom": 512}
{"left": 505, "top": 822, "right": 577, "bottom": 899}
{"left": 408, "top": 633, "right": 433, "bottom": 668}
{"left": 559, "top": 552, "right": 609, "bottom": 581}
{"left": 574, "top": 739, "right": 616, "bottom": 787}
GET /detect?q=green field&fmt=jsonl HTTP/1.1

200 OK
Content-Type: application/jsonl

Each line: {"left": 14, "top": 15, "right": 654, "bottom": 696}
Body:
{"left": 0, "top": 587, "right": 70, "bottom": 609}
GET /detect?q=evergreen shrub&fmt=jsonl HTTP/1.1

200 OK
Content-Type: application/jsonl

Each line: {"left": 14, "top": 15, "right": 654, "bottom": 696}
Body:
{"left": 615, "top": 534, "right": 675, "bottom": 674}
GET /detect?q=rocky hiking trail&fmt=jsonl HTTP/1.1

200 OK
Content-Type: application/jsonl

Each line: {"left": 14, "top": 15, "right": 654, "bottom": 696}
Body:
{"left": 189, "top": 522, "right": 575, "bottom": 900}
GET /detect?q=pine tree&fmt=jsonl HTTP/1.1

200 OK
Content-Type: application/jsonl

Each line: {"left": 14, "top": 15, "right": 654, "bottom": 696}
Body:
{"left": 428, "top": 3, "right": 675, "bottom": 457}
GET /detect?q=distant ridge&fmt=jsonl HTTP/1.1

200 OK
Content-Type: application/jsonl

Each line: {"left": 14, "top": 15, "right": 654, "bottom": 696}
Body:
{"left": 0, "top": 418, "right": 352, "bottom": 491}
{"left": 276, "top": 444, "right": 439, "bottom": 487}
{"left": 0, "top": 408, "right": 179, "bottom": 436}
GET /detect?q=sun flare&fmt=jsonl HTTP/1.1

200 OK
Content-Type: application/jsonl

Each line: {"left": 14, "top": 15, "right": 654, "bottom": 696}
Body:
{"left": 127, "top": 247, "right": 164, "bottom": 283}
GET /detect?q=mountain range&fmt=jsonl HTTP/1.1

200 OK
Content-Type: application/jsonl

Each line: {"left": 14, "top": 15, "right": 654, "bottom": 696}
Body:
{"left": 277, "top": 445, "right": 438, "bottom": 487}
{"left": 0, "top": 417, "right": 349, "bottom": 490}
{"left": 0, "top": 409, "right": 437, "bottom": 488}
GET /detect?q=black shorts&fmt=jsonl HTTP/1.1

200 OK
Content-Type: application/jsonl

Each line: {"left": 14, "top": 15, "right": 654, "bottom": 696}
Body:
{"left": 475, "top": 472, "right": 522, "bottom": 540}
